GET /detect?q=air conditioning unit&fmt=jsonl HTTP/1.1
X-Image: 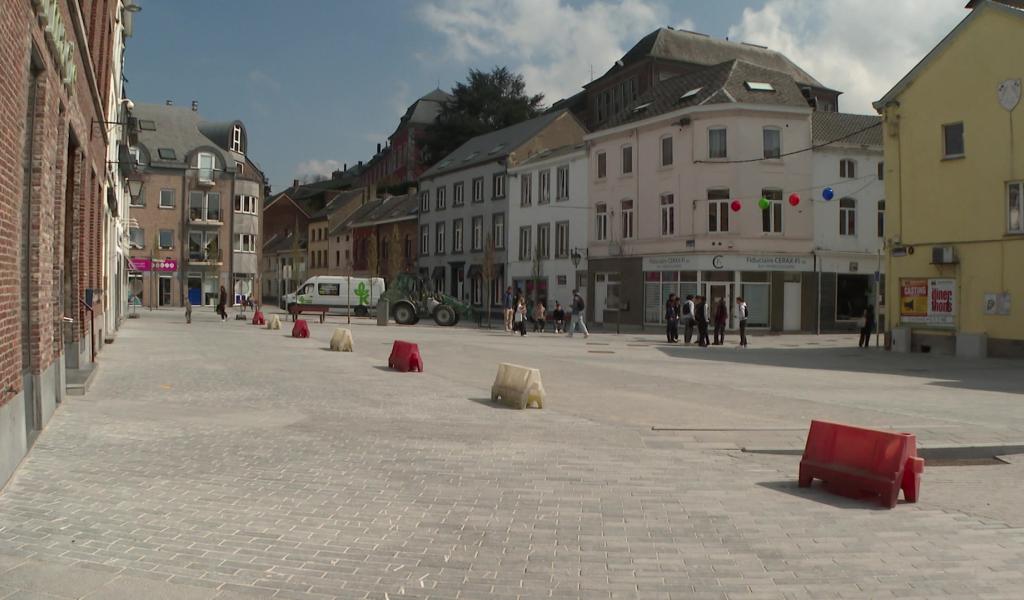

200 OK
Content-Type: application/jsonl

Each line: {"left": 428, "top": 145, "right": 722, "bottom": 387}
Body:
{"left": 931, "top": 246, "right": 958, "bottom": 265}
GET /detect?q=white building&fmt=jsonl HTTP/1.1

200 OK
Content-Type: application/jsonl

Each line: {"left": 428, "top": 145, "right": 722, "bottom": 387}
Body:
{"left": 506, "top": 144, "right": 589, "bottom": 311}
{"left": 810, "top": 112, "right": 886, "bottom": 332}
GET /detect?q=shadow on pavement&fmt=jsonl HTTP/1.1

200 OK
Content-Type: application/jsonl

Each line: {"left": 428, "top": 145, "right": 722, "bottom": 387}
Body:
{"left": 467, "top": 397, "right": 518, "bottom": 410}
{"left": 757, "top": 480, "right": 900, "bottom": 511}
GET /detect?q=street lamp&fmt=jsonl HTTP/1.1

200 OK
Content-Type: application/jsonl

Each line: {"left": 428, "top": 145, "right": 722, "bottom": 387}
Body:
{"left": 126, "top": 175, "right": 143, "bottom": 201}
{"left": 570, "top": 248, "right": 583, "bottom": 269}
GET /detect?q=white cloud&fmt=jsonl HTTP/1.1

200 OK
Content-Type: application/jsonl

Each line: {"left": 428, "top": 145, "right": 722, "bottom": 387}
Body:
{"left": 248, "top": 69, "right": 281, "bottom": 93}
{"left": 295, "top": 159, "right": 345, "bottom": 179}
{"left": 417, "top": 0, "right": 689, "bottom": 102}
{"left": 727, "top": 0, "right": 966, "bottom": 114}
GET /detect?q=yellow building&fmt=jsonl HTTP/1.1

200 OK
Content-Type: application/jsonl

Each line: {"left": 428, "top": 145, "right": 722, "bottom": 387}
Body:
{"left": 874, "top": 0, "right": 1024, "bottom": 358}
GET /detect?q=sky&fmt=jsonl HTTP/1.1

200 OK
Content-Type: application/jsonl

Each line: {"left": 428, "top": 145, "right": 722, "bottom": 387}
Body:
{"left": 124, "top": 0, "right": 969, "bottom": 192}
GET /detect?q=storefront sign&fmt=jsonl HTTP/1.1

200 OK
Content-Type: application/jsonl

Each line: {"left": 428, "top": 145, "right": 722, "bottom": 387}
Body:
{"left": 35, "top": 0, "right": 78, "bottom": 93}
{"left": 642, "top": 254, "right": 813, "bottom": 273}
{"left": 129, "top": 258, "right": 178, "bottom": 272}
{"left": 984, "top": 292, "right": 1011, "bottom": 316}
{"left": 900, "top": 278, "right": 955, "bottom": 326}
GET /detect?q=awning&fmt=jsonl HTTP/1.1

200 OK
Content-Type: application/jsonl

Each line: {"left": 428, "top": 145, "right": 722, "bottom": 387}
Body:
{"left": 431, "top": 266, "right": 446, "bottom": 280}
{"left": 466, "top": 264, "right": 482, "bottom": 278}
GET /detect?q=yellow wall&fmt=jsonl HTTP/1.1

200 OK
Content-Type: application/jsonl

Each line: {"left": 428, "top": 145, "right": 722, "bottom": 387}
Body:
{"left": 882, "top": 5, "right": 1024, "bottom": 342}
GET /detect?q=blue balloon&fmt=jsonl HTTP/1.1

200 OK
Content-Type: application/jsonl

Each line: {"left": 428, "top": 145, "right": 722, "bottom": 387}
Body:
{"left": 822, "top": 187, "right": 834, "bottom": 201}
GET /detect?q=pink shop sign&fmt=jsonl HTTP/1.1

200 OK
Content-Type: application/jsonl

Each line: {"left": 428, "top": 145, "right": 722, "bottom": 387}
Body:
{"left": 129, "top": 258, "right": 178, "bottom": 272}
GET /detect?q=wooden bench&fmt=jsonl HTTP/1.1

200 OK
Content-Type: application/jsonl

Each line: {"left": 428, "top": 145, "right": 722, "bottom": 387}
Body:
{"left": 799, "top": 420, "right": 924, "bottom": 508}
{"left": 289, "top": 304, "right": 328, "bottom": 323}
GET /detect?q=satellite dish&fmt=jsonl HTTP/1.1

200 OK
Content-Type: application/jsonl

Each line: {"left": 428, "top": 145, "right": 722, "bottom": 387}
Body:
{"left": 998, "top": 79, "right": 1021, "bottom": 112}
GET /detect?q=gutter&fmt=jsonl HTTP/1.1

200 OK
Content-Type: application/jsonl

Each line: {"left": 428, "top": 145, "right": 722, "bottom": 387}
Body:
{"left": 70, "top": 0, "right": 108, "bottom": 145}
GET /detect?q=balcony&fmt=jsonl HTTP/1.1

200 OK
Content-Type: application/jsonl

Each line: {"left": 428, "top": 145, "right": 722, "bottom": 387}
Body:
{"left": 187, "top": 248, "right": 223, "bottom": 266}
{"left": 188, "top": 208, "right": 223, "bottom": 226}
{"left": 195, "top": 168, "right": 215, "bottom": 187}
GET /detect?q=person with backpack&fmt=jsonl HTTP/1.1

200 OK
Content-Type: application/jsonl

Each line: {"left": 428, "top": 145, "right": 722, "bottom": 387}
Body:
{"left": 694, "top": 295, "right": 710, "bottom": 347}
{"left": 568, "top": 289, "right": 589, "bottom": 338}
{"left": 736, "top": 296, "right": 749, "bottom": 347}
{"left": 665, "top": 294, "right": 679, "bottom": 343}
{"left": 503, "top": 286, "right": 514, "bottom": 332}
{"left": 682, "top": 294, "right": 695, "bottom": 344}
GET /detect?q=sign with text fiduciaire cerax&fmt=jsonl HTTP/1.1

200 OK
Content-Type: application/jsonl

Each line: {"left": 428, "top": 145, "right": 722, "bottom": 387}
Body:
{"left": 642, "top": 254, "right": 813, "bottom": 272}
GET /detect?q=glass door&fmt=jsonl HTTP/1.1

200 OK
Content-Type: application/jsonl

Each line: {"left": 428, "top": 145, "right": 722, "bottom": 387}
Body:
{"left": 703, "top": 283, "right": 733, "bottom": 329}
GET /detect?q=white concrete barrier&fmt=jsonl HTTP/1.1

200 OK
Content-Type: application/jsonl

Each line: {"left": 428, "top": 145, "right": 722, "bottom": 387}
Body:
{"left": 330, "top": 328, "right": 354, "bottom": 352}
{"left": 491, "top": 363, "right": 545, "bottom": 409}
{"left": 268, "top": 315, "right": 281, "bottom": 330}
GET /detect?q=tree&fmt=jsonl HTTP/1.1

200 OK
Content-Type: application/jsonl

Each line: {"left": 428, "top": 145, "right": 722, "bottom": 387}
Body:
{"left": 481, "top": 234, "right": 497, "bottom": 329}
{"left": 421, "top": 66, "right": 545, "bottom": 165}
{"left": 366, "top": 232, "right": 379, "bottom": 308}
{"left": 387, "top": 224, "right": 404, "bottom": 284}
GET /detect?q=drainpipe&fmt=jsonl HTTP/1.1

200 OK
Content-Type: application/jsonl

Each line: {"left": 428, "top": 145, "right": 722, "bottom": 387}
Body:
{"left": 814, "top": 251, "right": 820, "bottom": 335}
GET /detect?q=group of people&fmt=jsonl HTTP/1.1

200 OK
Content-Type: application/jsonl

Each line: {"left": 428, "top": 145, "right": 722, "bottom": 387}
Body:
{"left": 504, "top": 287, "right": 590, "bottom": 338}
{"left": 664, "top": 294, "right": 749, "bottom": 347}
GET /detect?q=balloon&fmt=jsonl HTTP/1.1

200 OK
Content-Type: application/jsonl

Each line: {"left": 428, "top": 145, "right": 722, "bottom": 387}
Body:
{"left": 758, "top": 198, "right": 770, "bottom": 210}
{"left": 730, "top": 200, "right": 742, "bottom": 212}
{"left": 822, "top": 187, "right": 834, "bottom": 201}
{"left": 789, "top": 193, "right": 800, "bottom": 206}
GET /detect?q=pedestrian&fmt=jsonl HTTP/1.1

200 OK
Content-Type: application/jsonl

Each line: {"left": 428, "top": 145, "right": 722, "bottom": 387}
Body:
{"left": 695, "top": 295, "right": 710, "bottom": 347}
{"left": 533, "top": 301, "right": 547, "bottom": 333}
{"left": 503, "top": 286, "right": 514, "bottom": 332}
{"left": 185, "top": 299, "right": 192, "bottom": 325}
{"left": 682, "top": 294, "right": 695, "bottom": 344}
{"left": 567, "top": 289, "right": 590, "bottom": 338}
{"left": 217, "top": 286, "right": 228, "bottom": 321}
{"left": 736, "top": 296, "right": 749, "bottom": 347}
{"left": 713, "top": 297, "right": 728, "bottom": 345}
{"left": 859, "top": 304, "right": 876, "bottom": 348}
{"left": 513, "top": 298, "right": 527, "bottom": 336}
{"left": 665, "top": 294, "right": 679, "bottom": 343}
{"left": 552, "top": 301, "right": 566, "bottom": 334}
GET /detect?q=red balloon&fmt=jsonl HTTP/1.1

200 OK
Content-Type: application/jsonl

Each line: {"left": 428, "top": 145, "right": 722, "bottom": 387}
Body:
{"left": 730, "top": 200, "right": 742, "bottom": 212}
{"left": 788, "top": 193, "right": 800, "bottom": 206}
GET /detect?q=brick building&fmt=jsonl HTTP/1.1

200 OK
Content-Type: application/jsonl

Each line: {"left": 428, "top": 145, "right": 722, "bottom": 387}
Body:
{"left": 341, "top": 192, "right": 419, "bottom": 281}
{"left": 0, "top": 0, "right": 131, "bottom": 486}
{"left": 359, "top": 89, "right": 451, "bottom": 188}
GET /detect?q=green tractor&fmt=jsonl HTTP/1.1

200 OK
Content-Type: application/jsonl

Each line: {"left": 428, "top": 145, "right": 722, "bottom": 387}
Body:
{"left": 382, "top": 272, "right": 477, "bottom": 326}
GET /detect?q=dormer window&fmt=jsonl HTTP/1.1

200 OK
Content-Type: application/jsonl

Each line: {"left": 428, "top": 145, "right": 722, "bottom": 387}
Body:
{"left": 231, "top": 124, "right": 244, "bottom": 153}
{"left": 744, "top": 81, "right": 775, "bottom": 92}
{"left": 197, "top": 152, "right": 215, "bottom": 184}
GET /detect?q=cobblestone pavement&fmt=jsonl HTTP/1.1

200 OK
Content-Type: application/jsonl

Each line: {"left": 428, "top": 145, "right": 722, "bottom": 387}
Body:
{"left": 1, "top": 309, "right": 1023, "bottom": 599}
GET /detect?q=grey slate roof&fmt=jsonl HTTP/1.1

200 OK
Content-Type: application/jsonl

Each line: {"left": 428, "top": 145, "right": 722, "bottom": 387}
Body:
{"left": 513, "top": 143, "right": 585, "bottom": 168}
{"left": 420, "top": 110, "right": 567, "bottom": 180}
{"left": 262, "top": 231, "right": 307, "bottom": 254}
{"left": 811, "top": 112, "right": 882, "bottom": 147}
{"left": 599, "top": 60, "right": 809, "bottom": 130}
{"left": 133, "top": 103, "right": 233, "bottom": 171}
{"left": 594, "top": 27, "right": 830, "bottom": 91}
{"left": 398, "top": 89, "right": 452, "bottom": 129}
{"left": 344, "top": 192, "right": 418, "bottom": 229}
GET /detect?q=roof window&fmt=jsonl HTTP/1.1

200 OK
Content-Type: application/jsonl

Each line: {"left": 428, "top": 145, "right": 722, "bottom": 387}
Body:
{"left": 632, "top": 102, "right": 653, "bottom": 113}
{"left": 462, "top": 152, "right": 478, "bottom": 162}
{"left": 679, "top": 87, "right": 702, "bottom": 102}
{"left": 157, "top": 148, "right": 176, "bottom": 160}
{"left": 488, "top": 144, "right": 505, "bottom": 155}
{"left": 138, "top": 120, "right": 157, "bottom": 131}
{"left": 744, "top": 81, "right": 775, "bottom": 92}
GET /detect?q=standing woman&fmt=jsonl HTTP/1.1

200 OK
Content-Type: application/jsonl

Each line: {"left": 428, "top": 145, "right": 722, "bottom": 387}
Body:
{"left": 859, "top": 305, "right": 875, "bottom": 348}
{"left": 712, "top": 298, "right": 728, "bottom": 345}
{"left": 217, "top": 285, "right": 228, "bottom": 321}
{"left": 665, "top": 294, "right": 679, "bottom": 343}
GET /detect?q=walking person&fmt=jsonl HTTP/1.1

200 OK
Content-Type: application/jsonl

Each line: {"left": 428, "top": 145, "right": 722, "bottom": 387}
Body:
{"left": 217, "top": 286, "right": 228, "bottom": 321}
{"left": 682, "top": 294, "right": 695, "bottom": 344}
{"left": 503, "top": 286, "right": 514, "bottom": 332}
{"left": 567, "top": 289, "right": 590, "bottom": 338}
{"left": 513, "top": 298, "right": 527, "bottom": 336}
{"left": 859, "top": 304, "right": 876, "bottom": 348}
{"left": 695, "top": 295, "right": 710, "bottom": 347}
{"left": 712, "top": 297, "right": 728, "bottom": 345}
{"left": 552, "top": 302, "right": 566, "bottom": 334}
{"left": 533, "top": 301, "right": 547, "bottom": 333}
{"left": 665, "top": 294, "right": 679, "bottom": 343}
{"left": 185, "top": 299, "right": 192, "bottom": 325}
{"left": 736, "top": 296, "right": 749, "bottom": 347}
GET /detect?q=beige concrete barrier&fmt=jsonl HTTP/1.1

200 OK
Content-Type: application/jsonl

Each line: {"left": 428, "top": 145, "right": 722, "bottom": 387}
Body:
{"left": 268, "top": 315, "right": 281, "bottom": 330}
{"left": 491, "top": 363, "right": 545, "bottom": 409}
{"left": 329, "top": 328, "right": 354, "bottom": 352}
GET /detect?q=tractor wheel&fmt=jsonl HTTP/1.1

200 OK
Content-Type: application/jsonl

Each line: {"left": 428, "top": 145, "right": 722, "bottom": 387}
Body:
{"left": 354, "top": 305, "right": 369, "bottom": 318}
{"left": 393, "top": 302, "right": 417, "bottom": 325}
{"left": 433, "top": 305, "right": 457, "bottom": 327}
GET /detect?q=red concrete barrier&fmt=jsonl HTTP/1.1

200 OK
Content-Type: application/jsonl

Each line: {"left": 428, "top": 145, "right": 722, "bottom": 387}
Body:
{"left": 388, "top": 340, "right": 422, "bottom": 372}
{"left": 291, "top": 319, "right": 310, "bottom": 338}
{"left": 252, "top": 311, "right": 265, "bottom": 325}
{"left": 798, "top": 420, "right": 924, "bottom": 508}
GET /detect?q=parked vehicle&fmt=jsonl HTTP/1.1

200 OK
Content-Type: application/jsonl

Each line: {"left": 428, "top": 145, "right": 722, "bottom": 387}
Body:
{"left": 381, "top": 273, "right": 477, "bottom": 326}
{"left": 281, "top": 276, "right": 386, "bottom": 316}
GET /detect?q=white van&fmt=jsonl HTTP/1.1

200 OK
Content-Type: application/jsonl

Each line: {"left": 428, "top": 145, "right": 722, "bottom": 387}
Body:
{"left": 282, "top": 276, "right": 386, "bottom": 316}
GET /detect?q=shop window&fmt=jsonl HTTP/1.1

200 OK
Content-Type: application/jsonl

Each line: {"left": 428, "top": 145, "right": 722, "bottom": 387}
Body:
{"left": 836, "top": 274, "right": 871, "bottom": 322}
{"left": 741, "top": 283, "right": 771, "bottom": 328}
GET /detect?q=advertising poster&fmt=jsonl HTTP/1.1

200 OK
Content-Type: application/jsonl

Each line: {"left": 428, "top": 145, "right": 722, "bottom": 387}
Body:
{"left": 899, "top": 278, "right": 928, "bottom": 318}
{"left": 900, "top": 278, "right": 955, "bottom": 327}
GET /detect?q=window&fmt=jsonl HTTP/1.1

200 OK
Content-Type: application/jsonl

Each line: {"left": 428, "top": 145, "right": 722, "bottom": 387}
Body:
{"left": 943, "top": 122, "right": 964, "bottom": 158}
{"left": 877, "top": 200, "right": 886, "bottom": 237}
{"left": 660, "top": 194, "right": 675, "bottom": 236}
{"left": 492, "top": 213, "right": 505, "bottom": 249}
{"left": 436, "top": 185, "right": 446, "bottom": 210}
{"left": 596, "top": 152, "right": 607, "bottom": 179}
{"left": 493, "top": 173, "right": 505, "bottom": 199}
{"left": 661, "top": 136, "right": 673, "bottom": 167}
{"left": 420, "top": 225, "right": 430, "bottom": 256}
{"left": 234, "top": 195, "right": 257, "bottom": 214}
{"left": 518, "top": 226, "right": 532, "bottom": 261}
{"left": 129, "top": 226, "right": 145, "bottom": 248}
{"left": 318, "top": 282, "right": 340, "bottom": 296}
{"left": 453, "top": 181, "right": 465, "bottom": 206}
{"left": 159, "top": 188, "right": 175, "bottom": 208}
{"left": 188, "top": 231, "right": 219, "bottom": 262}
{"left": 708, "top": 189, "right": 731, "bottom": 233}
{"left": 130, "top": 185, "right": 144, "bottom": 207}
{"left": 453, "top": 218, "right": 464, "bottom": 253}
{"left": 197, "top": 152, "right": 215, "bottom": 184}
{"left": 709, "top": 128, "right": 727, "bottom": 159}
{"left": 471, "top": 216, "right": 483, "bottom": 251}
{"left": 840, "top": 159, "right": 856, "bottom": 179}
{"left": 189, "top": 191, "right": 221, "bottom": 222}
{"left": 420, "top": 190, "right": 430, "bottom": 212}
{"left": 539, "top": 170, "right": 551, "bottom": 204}
{"left": 1008, "top": 182, "right": 1022, "bottom": 233}
{"left": 234, "top": 233, "right": 256, "bottom": 253}
{"left": 157, "top": 148, "right": 176, "bottom": 160}
{"left": 158, "top": 229, "right": 173, "bottom": 249}
{"left": 744, "top": 81, "right": 775, "bottom": 92}
{"left": 520, "top": 172, "right": 532, "bottom": 207}
{"left": 435, "top": 222, "right": 446, "bottom": 255}
{"left": 231, "top": 124, "right": 244, "bottom": 153}
{"left": 236, "top": 161, "right": 244, "bottom": 175}
{"left": 877, "top": 161, "right": 884, "bottom": 180}
{"left": 537, "top": 223, "right": 550, "bottom": 259}
{"left": 761, "top": 189, "right": 783, "bottom": 233}
{"left": 595, "top": 203, "right": 608, "bottom": 241}
{"left": 840, "top": 197, "right": 856, "bottom": 236}
{"left": 471, "top": 275, "right": 483, "bottom": 306}
{"left": 556, "top": 165, "right": 569, "bottom": 200}
{"left": 763, "top": 128, "right": 781, "bottom": 159}
{"left": 138, "top": 119, "right": 156, "bottom": 131}
{"left": 621, "top": 145, "right": 633, "bottom": 174}
{"left": 555, "top": 221, "right": 570, "bottom": 258}
{"left": 621, "top": 199, "right": 634, "bottom": 239}
{"left": 472, "top": 177, "right": 484, "bottom": 203}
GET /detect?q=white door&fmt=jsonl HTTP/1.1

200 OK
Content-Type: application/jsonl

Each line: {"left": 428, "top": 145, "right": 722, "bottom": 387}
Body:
{"left": 594, "top": 275, "right": 607, "bottom": 324}
{"left": 783, "top": 281, "right": 801, "bottom": 331}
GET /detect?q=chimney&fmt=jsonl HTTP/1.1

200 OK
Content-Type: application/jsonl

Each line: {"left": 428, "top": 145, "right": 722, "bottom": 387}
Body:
{"left": 376, "top": 143, "right": 381, "bottom": 154}
{"left": 191, "top": 100, "right": 198, "bottom": 112}
{"left": 343, "top": 163, "right": 347, "bottom": 172}
{"left": 165, "top": 99, "right": 173, "bottom": 106}
{"left": 293, "top": 178, "right": 300, "bottom": 188}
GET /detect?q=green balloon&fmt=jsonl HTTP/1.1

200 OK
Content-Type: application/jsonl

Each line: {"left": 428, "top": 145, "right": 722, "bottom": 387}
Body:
{"left": 758, "top": 197, "right": 770, "bottom": 210}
